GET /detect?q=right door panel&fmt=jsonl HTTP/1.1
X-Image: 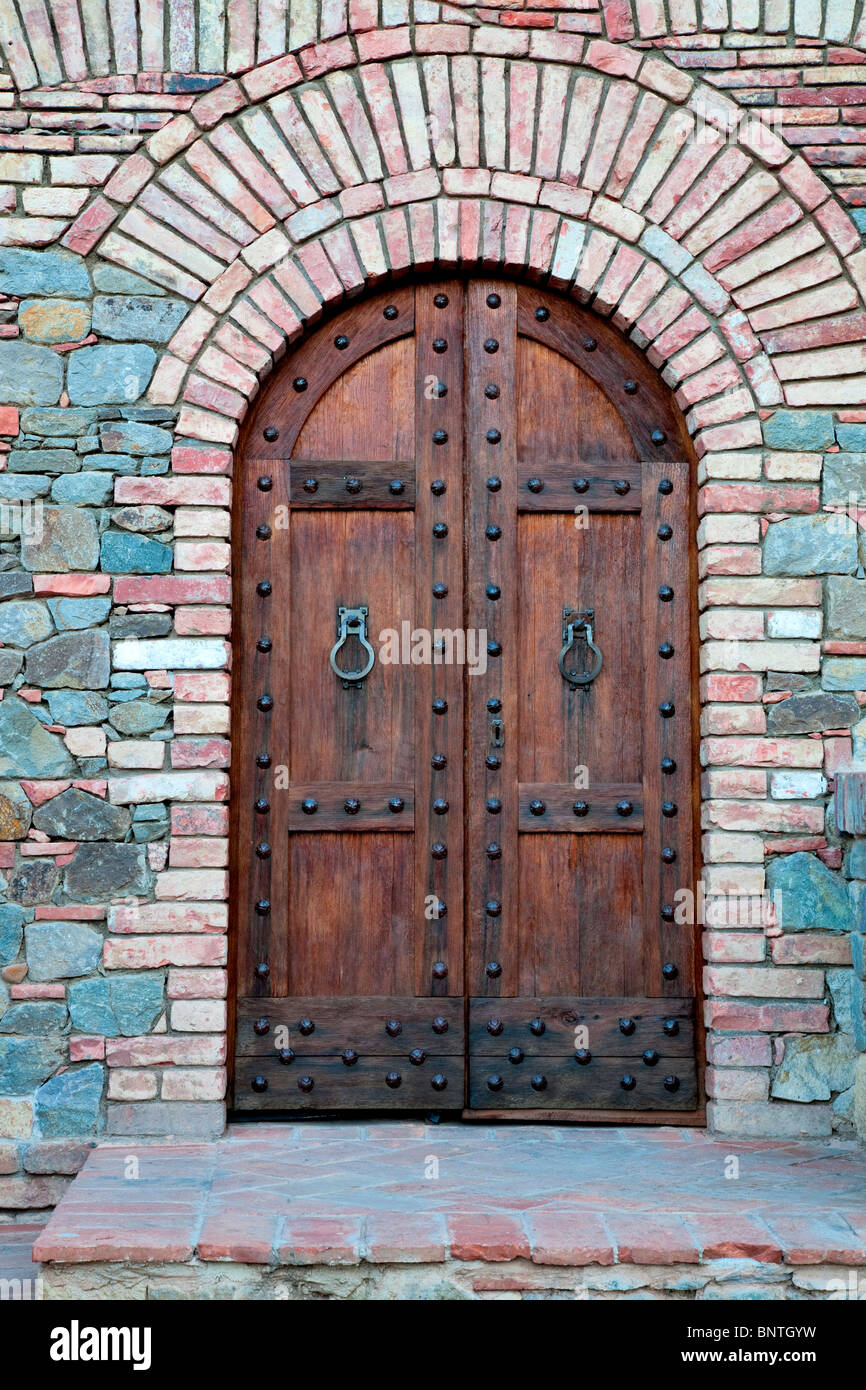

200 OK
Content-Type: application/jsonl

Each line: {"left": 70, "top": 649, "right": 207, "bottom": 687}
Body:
{"left": 465, "top": 285, "right": 698, "bottom": 1116}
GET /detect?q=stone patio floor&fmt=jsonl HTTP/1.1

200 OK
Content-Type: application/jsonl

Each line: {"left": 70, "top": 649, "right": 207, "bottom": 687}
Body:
{"left": 30, "top": 1122, "right": 866, "bottom": 1269}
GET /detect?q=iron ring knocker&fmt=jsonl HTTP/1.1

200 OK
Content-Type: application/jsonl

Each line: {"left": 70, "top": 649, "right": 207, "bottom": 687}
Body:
{"left": 330, "top": 605, "right": 376, "bottom": 689}
{"left": 559, "top": 607, "right": 602, "bottom": 690}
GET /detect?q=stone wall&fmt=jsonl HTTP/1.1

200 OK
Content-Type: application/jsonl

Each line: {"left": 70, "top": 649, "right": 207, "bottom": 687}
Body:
{"left": 2, "top": 0, "right": 866, "bottom": 1211}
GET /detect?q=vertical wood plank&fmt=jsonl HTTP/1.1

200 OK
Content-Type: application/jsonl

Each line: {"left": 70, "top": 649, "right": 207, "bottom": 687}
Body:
{"left": 413, "top": 281, "right": 465, "bottom": 997}
{"left": 641, "top": 456, "right": 694, "bottom": 997}
{"left": 466, "top": 281, "right": 519, "bottom": 997}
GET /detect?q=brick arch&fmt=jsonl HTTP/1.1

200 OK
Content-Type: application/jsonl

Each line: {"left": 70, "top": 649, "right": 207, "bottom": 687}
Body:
{"left": 64, "top": 48, "right": 866, "bottom": 452}
{"left": 4, "top": 0, "right": 866, "bottom": 89}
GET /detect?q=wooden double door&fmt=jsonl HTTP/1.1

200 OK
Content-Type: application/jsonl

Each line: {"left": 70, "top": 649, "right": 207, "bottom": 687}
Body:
{"left": 232, "top": 279, "right": 700, "bottom": 1119}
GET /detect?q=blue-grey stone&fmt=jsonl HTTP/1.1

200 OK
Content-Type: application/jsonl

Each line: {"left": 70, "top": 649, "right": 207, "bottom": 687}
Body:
{"left": 112, "top": 504, "right": 172, "bottom": 533}
{"left": 765, "top": 692, "right": 860, "bottom": 735}
{"left": 836, "top": 424, "right": 866, "bottom": 450}
{"left": 0, "top": 248, "right": 91, "bottom": 297}
{"left": 0, "top": 1037, "right": 62, "bottom": 1093}
{"left": 109, "top": 699, "right": 169, "bottom": 735}
{"left": 0, "top": 978, "right": 7, "bottom": 1020}
{"left": 850, "top": 881, "right": 866, "bottom": 929}
{"left": 0, "top": 779, "right": 32, "bottom": 839}
{"left": 771, "top": 1034, "right": 857, "bottom": 1102}
{"left": 111, "top": 672, "right": 147, "bottom": 688}
{"left": 0, "top": 571, "right": 33, "bottom": 599}
{"left": 0, "top": 341, "right": 64, "bottom": 406}
{"left": 0, "top": 1001, "right": 68, "bottom": 1034}
{"left": 766, "top": 852, "right": 853, "bottom": 932}
{"left": 67, "top": 345, "right": 157, "bottom": 406}
{"left": 63, "top": 843, "right": 147, "bottom": 900}
{"left": 763, "top": 410, "right": 835, "bottom": 452}
{"left": 845, "top": 841, "right": 866, "bottom": 880}
{"left": 32, "top": 787, "right": 130, "bottom": 841}
{"left": 828, "top": 967, "right": 854, "bottom": 1032}
{"left": 0, "top": 650, "right": 22, "bottom": 684}
{"left": 35, "top": 1063, "right": 103, "bottom": 1136}
{"left": 46, "top": 596, "right": 112, "bottom": 631}
{"left": 8, "top": 447, "right": 79, "bottom": 473}
{"left": 25, "top": 922, "right": 103, "bottom": 981}
{"left": 51, "top": 472, "right": 114, "bottom": 505}
{"left": 0, "top": 696, "right": 75, "bottom": 777}
{"left": 110, "top": 613, "right": 171, "bottom": 640}
{"left": 93, "top": 265, "right": 166, "bottom": 295}
{"left": 87, "top": 452, "right": 139, "bottom": 474}
{"left": 140, "top": 455, "right": 170, "bottom": 475}
{"left": 7, "top": 858, "right": 60, "bottom": 905}
{"left": 21, "top": 407, "right": 97, "bottom": 436}
{"left": 822, "top": 453, "right": 866, "bottom": 506}
{"left": 99, "top": 419, "right": 173, "bottom": 455}
{"left": 823, "top": 658, "right": 866, "bottom": 692}
{"left": 826, "top": 578, "right": 866, "bottom": 640}
{"left": 25, "top": 629, "right": 110, "bottom": 689}
{"left": 93, "top": 296, "right": 187, "bottom": 343}
{"left": 100, "top": 530, "right": 171, "bottom": 574}
{"left": 0, "top": 904, "right": 25, "bottom": 966}
{"left": 0, "top": 475, "right": 51, "bottom": 500}
{"left": 0, "top": 599, "right": 53, "bottom": 647}
{"left": 45, "top": 690, "right": 108, "bottom": 726}
{"left": 763, "top": 514, "right": 858, "bottom": 576}
{"left": 21, "top": 506, "right": 100, "bottom": 572}
{"left": 851, "top": 932, "right": 866, "bottom": 978}
{"left": 68, "top": 975, "right": 163, "bottom": 1037}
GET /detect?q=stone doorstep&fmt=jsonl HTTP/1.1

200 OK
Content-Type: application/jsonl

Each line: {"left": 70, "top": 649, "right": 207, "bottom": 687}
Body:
{"left": 30, "top": 1124, "right": 866, "bottom": 1283}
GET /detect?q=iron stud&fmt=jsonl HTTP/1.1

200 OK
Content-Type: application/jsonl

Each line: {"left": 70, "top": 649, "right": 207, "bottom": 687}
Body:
{"left": 658, "top": 478, "right": 673, "bottom": 494}
{"left": 573, "top": 801, "right": 589, "bottom": 817}
{"left": 334, "top": 335, "right": 349, "bottom": 350}
{"left": 386, "top": 1072, "right": 402, "bottom": 1088}
{"left": 431, "top": 1074, "right": 448, "bottom": 1091}
{"left": 432, "top": 338, "right": 447, "bottom": 353}
{"left": 486, "top": 292, "right": 501, "bottom": 308}
{"left": 433, "top": 293, "right": 449, "bottom": 308}
{"left": 298, "top": 1019, "right": 315, "bottom": 1036}
{"left": 298, "top": 1076, "right": 314, "bottom": 1092}
{"left": 620, "top": 1074, "right": 636, "bottom": 1091}
{"left": 616, "top": 800, "right": 633, "bottom": 817}
{"left": 527, "top": 477, "right": 544, "bottom": 493}
{"left": 432, "top": 962, "right": 448, "bottom": 980}
{"left": 293, "top": 377, "right": 307, "bottom": 392}
{"left": 485, "top": 383, "right": 500, "bottom": 399}
{"left": 530, "top": 1075, "right": 547, "bottom": 1091}
{"left": 662, "top": 962, "right": 678, "bottom": 980}
{"left": 385, "top": 1019, "right": 402, "bottom": 1037}
{"left": 486, "top": 961, "right": 502, "bottom": 978}
{"left": 257, "top": 475, "right": 272, "bottom": 491}
{"left": 344, "top": 797, "right": 361, "bottom": 815}
{"left": 301, "top": 798, "right": 318, "bottom": 815}
{"left": 487, "top": 1018, "right": 503, "bottom": 1036}
{"left": 302, "top": 478, "right": 318, "bottom": 493}
{"left": 263, "top": 427, "right": 279, "bottom": 442}
{"left": 383, "top": 305, "right": 399, "bottom": 320}
{"left": 487, "top": 797, "right": 502, "bottom": 813}
{"left": 487, "top": 1075, "right": 503, "bottom": 1091}
{"left": 508, "top": 1047, "right": 524, "bottom": 1064}
{"left": 575, "top": 1049, "right": 592, "bottom": 1065}
{"left": 483, "top": 338, "right": 499, "bottom": 353}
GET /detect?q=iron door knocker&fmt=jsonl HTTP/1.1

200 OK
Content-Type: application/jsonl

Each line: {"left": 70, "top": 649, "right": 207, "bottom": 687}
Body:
{"left": 330, "top": 605, "right": 375, "bottom": 688}
{"left": 559, "top": 607, "right": 602, "bottom": 690}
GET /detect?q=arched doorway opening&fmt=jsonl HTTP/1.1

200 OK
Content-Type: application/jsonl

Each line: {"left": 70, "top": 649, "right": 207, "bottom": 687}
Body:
{"left": 230, "top": 277, "right": 701, "bottom": 1121}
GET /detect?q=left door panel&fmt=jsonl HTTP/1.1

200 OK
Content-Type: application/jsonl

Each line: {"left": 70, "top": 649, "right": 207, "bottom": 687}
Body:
{"left": 233, "top": 285, "right": 467, "bottom": 1109}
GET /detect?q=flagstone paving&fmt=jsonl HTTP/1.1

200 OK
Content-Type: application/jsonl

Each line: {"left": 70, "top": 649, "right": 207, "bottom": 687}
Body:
{"left": 33, "top": 1123, "right": 866, "bottom": 1269}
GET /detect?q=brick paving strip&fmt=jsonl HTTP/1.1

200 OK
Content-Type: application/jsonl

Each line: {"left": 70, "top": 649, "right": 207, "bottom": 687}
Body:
{"left": 28, "top": 1123, "right": 866, "bottom": 1297}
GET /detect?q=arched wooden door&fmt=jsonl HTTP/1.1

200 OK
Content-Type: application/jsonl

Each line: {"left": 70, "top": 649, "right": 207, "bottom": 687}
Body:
{"left": 232, "top": 279, "right": 701, "bottom": 1120}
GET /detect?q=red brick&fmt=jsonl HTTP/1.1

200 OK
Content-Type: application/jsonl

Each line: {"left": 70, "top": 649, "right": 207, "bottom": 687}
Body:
{"left": 277, "top": 1215, "right": 364, "bottom": 1265}
{"left": 446, "top": 1213, "right": 530, "bottom": 1262}
{"left": 606, "top": 1214, "right": 700, "bottom": 1264}
{"left": 364, "top": 1212, "right": 447, "bottom": 1263}
{"left": 524, "top": 1211, "right": 614, "bottom": 1266}
{"left": 764, "top": 1215, "right": 866, "bottom": 1266}
{"left": 684, "top": 1214, "right": 782, "bottom": 1262}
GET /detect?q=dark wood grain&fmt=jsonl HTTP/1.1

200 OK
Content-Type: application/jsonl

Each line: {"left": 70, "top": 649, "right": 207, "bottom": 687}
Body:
{"left": 468, "top": 1056, "right": 698, "bottom": 1110}
{"left": 469, "top": 996, "right": 694, "bottom": 1054}
{"left": 236, "top": 1053, "right": 462, "bottom": 1109}
{"left": 517, "top": 783, "right": 643, "bottom": 832}
{"left": 237, "top": 996, "right": 464, "bottom": 1054}
{"left": 465, "top": 280, "right": 519, "bottom": 998}
{"left": 287, "top": 459, "right": 415, "bottom": 507}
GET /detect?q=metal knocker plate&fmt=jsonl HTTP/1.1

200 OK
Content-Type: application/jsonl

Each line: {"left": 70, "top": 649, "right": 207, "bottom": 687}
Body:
{"left": 559, "top": 607, "right": 602, "bottom": 690}
{"left": 330, "top": 605, "right": 375, "bottom": 689}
